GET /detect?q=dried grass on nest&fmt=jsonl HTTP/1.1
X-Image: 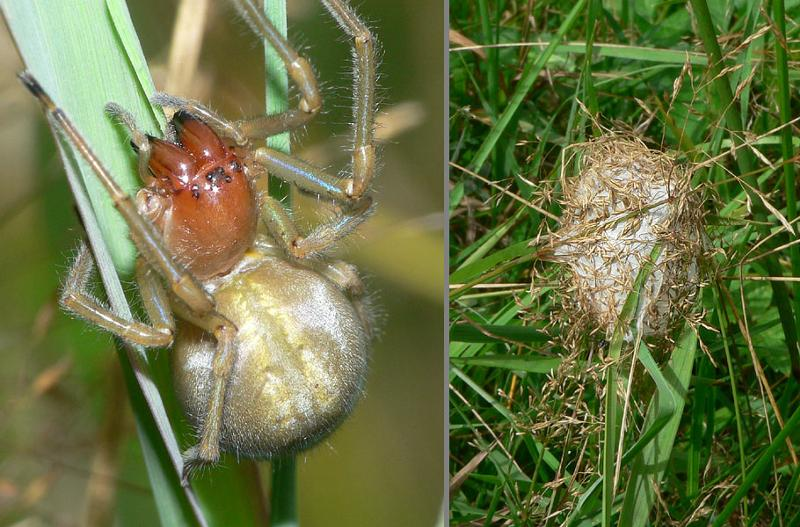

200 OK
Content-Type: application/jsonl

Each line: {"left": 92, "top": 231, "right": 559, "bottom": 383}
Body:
{"left": 545, "top": 134, "right": 707, "bottom": 348}
{"left": 524, "top": 136, "right": 710, "bottom": 507}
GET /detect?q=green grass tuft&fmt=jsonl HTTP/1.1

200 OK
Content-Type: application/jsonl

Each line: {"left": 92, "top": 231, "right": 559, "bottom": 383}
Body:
{"left": 450, "top": 1, "right": 800, "bottom": 524}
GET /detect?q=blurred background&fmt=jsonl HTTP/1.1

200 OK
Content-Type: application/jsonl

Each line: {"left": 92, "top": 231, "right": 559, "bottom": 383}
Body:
{"left": 0, "top": 0, "right": 444, "bottom": 525}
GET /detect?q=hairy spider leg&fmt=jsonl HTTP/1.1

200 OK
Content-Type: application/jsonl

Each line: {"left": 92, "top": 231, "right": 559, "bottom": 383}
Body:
{"left": 229, "top": 0, "right": 322, "bottom": 130}
{"left": 61, "top": 242, "right": 174, "bottom": 347}
{"left": 105, "top": 102, "right": 159, "bottom": 187}
{"left": 20, "top": 72, "right": 240, "bottom": 482}
{"left": 259, "top": 192, "right": 373, "bottom": 259}
{"left": 149, "top": 0, "right": 324, "bottom": 147}
{"left": 251, "top": 0, "right": 378, "bottom": 257}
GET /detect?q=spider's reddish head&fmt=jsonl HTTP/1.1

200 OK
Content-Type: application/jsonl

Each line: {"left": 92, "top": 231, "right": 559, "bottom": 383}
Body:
{"left": 140, "top": 112, "right": 258, "bottom": 279}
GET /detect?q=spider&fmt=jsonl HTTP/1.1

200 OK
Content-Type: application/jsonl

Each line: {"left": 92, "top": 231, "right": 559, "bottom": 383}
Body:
{"left": 20, "top": 0, "right": 378, "bottom": 484}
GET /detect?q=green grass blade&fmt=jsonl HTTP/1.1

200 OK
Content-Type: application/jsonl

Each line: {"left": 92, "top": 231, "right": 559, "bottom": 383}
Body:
{"left": 567, "top": 323, "right": 694, "bottom": 526}
{"left": 712, "top": 403, "right": 800, "bottom": 526}
{"left": 690, "top": 0, "right": 800, "bottom": 380}
{"left": 261, "top": 0, "right": 297, "bottom": 521}
{"left": 715, "top": 285, "right": 748, "bottom": 516}
{"left": 453, "top": 207, "right": 528, "bottom": 271}
{"left": 619, "top": 328, "right": 697, "bottom": 525}
{"left": 271, "top": 457, "right": 298, "bottom": 527}
{"left": 469, "top": 0, "right": 586, "bottom": 172}
{"left": 451, "top": 42, "right": 710, "bottom": 66}
{"left": 449, "top": 323, "right": 551, "bottom": 345}
{"left": 581, "top": 0, "right": 599, "bottom": 135}
{"left": 2, "top": 0, "right": 154, "bottom": 275}
{"left": 451, "top": 238, "right": 532, "bottom": 284}
{"left": 477, "top": 0, "right": 499, "bottom": 119}
{"left": 451, "top": 366, "right": 564, "bottom": 476}
{"left": 106, "top": 0, "right": 166, "bottom": 131}
{"left": 125, "top": 355, "right": 201, "bottom": 527}
{"left": 772, "top": 0, "right": 800, "bottom": 367}
{"left": 264, "top": 0, "right": 291, "bottom": 198}
{"left": 0, "top": 1, "right": 209, "bottom": 524}
{"left": 450, "top": 354, "right": 561, "bottom": 373}
{"left": 602, "top": 244, "right": 662, "bottom": 526}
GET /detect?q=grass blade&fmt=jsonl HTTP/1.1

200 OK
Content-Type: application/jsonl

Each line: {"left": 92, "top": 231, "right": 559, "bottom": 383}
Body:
{"left": 261, "top": 0, "right": 298, "bottom": 521}
{"left": 690, "top": 0, "right": 800, "bottom": 381}
{"left": 0, "top": 1, "right": 211, "bottom": 524}
{"left": 602, "top": 244, "right": 662, "bottom": 526}
{"left": 771, "top": 0, "right": 800, "bottom": 369}
{"left": 469, "top": 0, "right": 586, "bottom": 172}
{"left": 712, "top": 403, "right": 800, "bottom": 526}
{"left": 619, "top": 328, "right": 697, "bottom": 525}
{"left": 450, "top": 354, "right": 561, "bottom": 373}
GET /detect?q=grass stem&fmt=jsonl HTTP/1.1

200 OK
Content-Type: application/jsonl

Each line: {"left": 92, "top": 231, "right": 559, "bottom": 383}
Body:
{"left": 262, "top": 0, "right": 298, "bottom": 522}
{"left": 689, "top": 0, "right": 800, "bottom": 381}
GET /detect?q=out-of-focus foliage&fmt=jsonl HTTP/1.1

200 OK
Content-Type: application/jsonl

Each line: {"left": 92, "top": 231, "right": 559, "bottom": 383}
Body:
{"left": 450, "top": 0, "right": 800, "bottom": 524}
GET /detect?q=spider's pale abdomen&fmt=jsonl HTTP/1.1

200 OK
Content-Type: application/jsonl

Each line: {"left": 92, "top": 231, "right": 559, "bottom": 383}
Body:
{"left": 171, "top": 250, "right": 370, "bottom": 458}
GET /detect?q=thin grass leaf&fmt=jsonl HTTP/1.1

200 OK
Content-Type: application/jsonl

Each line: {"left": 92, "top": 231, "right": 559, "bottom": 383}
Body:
{"left": 261, "top": 0, "right": 297, "bottom": 522}
{"left": 469, "top": 0, "right": 586, "bottom": 172}
{"left": 713, "top": 403, "right": 800, "bottom": 526}
{"left": 451, "top": 366, "right": 564, "bottom": 476}
{"left": 566, "top": 325, "right": 695, "bottom": 526}
{"left": 716, "top": 285, "right": 748, "bottom": 514}
{"left": 105, "top": 0, "right": 166, "bottom": 131}
{"left": 0, "top": 1, "right": 210, "bottom": 524}
{"left": 619, "top": 329, "right": 697, "bottom": 525}
{"left": 450, "top": 354, "right": 561, "bottom": 373}
{"left": 603, "top": 244, "right": 662, "bottom": 527}
{"left": 451, "top": 239, "right": 533, "bottom": 284}
{"left": 581, "top": 0, "right": 599, "bottom": 135}
{"left": 771, "top": 0, "right": 800, "bottom": 369}
{"left": 449, "top": 323, "right": 551, "bottom": 344}
{"left": 450, "top": 292, "right": 536, "bottom": 360}
{"left": 451, "top": 42, "right": 709, "bottom": 66}
{"left": 453, "top": 207, "right": 528, "bottom": 271}
{"left": 690, "top": 0, "right": 800, "bottom": 380}
{"left": 2, "top": 0, "right": 152, "bottom": 275}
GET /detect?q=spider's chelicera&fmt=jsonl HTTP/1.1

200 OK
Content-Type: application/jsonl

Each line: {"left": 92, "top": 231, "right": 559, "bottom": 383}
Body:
{"left": 21, "top": 0, "right": 378, "bottom": 484}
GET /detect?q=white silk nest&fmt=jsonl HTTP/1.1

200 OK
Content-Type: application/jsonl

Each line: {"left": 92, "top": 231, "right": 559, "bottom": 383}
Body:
{"left": 552, "top": 136, "right": 705, "bottom": 340}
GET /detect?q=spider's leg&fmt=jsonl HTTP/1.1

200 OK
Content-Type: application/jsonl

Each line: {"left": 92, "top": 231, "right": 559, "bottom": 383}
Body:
{"left": 251, "top": 0, "right": 378, "bottom": 203}
{"left": 229, "top": 0, "right": 322, "bottom": 135}
{"left": 150, "top": 92, "right": 311, "bottom": 144}
{"left": 260, "top": 193, "right": 372, "bottom": 259}
{"left": 175, "top": 316, "right": 237, "bottom": 484}
{"left": 150, "top": 0, "right": 325, "bottom": 145}
{"left": 61, "top": 243, "right": 173, "bottom": 348}
{"left": 315, "top": 259, "right": 377, "bottom": 338}
{"left": 316, "top": 260, "right": 365, "bottom": 297}
{"left": 320, "top": 0, "right": 378, "bottom": 200}
{"left": 249, "top": 0, "right": 378, "bottom": 256}
{"left": 136, "top": 257, "right": 175, "bottom": 335}
{"left": 104, "top": 103, "right": 160, "bottom": 186}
